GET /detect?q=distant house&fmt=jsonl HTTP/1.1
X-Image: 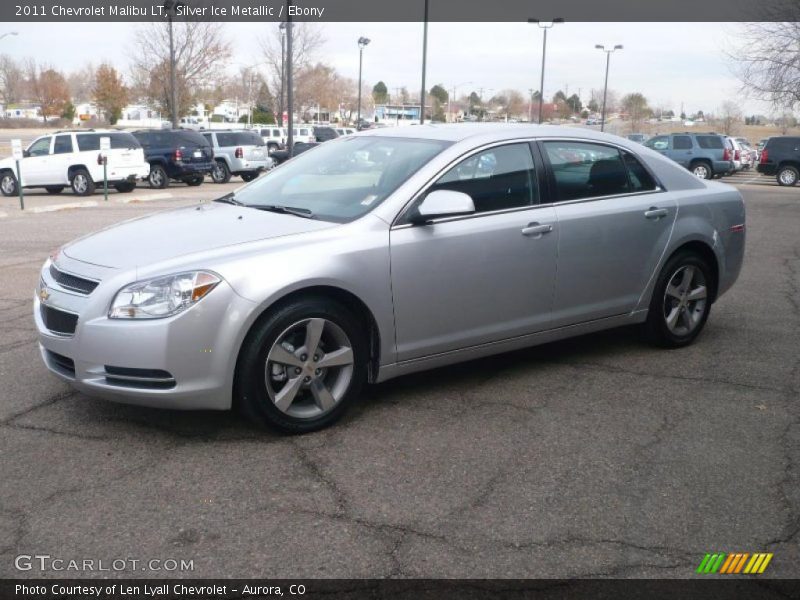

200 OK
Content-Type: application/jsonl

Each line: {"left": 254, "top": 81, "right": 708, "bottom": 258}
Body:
{"left": 4, "top": 104, "right": 40, "bottom": 120}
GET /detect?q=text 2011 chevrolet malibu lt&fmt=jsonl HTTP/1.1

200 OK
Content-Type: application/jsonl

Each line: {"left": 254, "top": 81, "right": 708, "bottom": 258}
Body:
{"left": 35, "top": 125, "right": 745, "bottom": 432}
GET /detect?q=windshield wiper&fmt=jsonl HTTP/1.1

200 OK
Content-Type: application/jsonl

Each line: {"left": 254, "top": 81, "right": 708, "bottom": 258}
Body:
{"left": 250, "top": 204, "right": 315, "bottom": 219}
{"left": 214, "top": 193, "right": 243, "bottom": 206}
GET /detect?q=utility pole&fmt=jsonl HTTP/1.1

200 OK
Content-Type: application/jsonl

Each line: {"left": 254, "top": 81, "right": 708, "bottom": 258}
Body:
{"left": 279, "top": 22, "right": 286, "bottom": 127}
{"left": 357, "top": 37, "right": 370, "bottom": 129}
{"left": 528, "top": 18, "right": 564, "bottom": 124}
{"left": 163, "top": 0, "right": 180, "bottom": 129}
{"left": 595, "top": 44, "right": 623, "bottom": 133}
{"left": 419, "top": 0, "right": 429, "bottom": 124}
{"left": 286, "top": 0, "right": 294, "bottom": 156}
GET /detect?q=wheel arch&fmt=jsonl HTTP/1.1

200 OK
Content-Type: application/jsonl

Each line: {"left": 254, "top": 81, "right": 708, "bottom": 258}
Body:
{"left": 233, "top": 284, "right": 383, "bottom": 397}
{"left": 67, "top": 164, "right": 91, "bottom": 179}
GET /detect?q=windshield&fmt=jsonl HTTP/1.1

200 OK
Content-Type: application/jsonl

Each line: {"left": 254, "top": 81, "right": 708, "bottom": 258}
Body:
{"left": 233, "top": 136, "right": 450, "bottom": 222}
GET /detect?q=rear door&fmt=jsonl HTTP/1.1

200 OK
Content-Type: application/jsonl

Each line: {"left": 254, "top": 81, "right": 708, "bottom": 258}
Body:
{"left": 667, "top": 135, "right": 693, "bottom": 167}
{"left": 541, "top": 139, "right": 676, "bottom": 327}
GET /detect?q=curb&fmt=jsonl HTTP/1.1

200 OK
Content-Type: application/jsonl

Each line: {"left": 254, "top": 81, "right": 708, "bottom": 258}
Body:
{"left": 28, "top": 200, "right": 99, "bottom": 214}
{"left": 117, "top": 192, "right": 174, "bottom": 204}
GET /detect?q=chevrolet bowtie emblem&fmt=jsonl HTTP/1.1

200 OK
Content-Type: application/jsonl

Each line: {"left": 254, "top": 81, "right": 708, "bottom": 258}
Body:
{"left": 39, "top": 286, "right": 49, "bottom": 302}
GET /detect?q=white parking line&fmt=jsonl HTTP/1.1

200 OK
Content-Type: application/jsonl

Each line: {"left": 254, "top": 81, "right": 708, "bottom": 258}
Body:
{"left": 116, "top": 192, "right": 174, "bottom": 204}
{"left": 28, "top": 200, "right": 99, "bottom": 213}
{"left": 0, "top": 211, "right": 7, "bottom": 219}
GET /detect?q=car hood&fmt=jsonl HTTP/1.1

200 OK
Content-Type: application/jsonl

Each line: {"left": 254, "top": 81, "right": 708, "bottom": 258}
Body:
{"left": 62, "top": 202, "right": 336, "bottom": 269}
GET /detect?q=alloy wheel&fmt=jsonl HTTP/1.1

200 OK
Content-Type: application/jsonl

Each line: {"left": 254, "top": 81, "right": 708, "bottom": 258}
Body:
{"left": 264, "top": 318, "right": 354, "bottom": 419}
{"left": 779, "top": 169, "right": 797, "bottom": 185}
{"left": 692, "top": 165, "right": 709, "bottom": 179}
{"left": 662, "top": 265, "right": 708, "bottom": 336}
{"left": 73, "top": 174, "right": 88, "bottom": 194}
{"left": 1, "top": 175, "right": 15, "bottom": 194}
{"left": 149, "top": 169, "right": 164, "bottom": 187}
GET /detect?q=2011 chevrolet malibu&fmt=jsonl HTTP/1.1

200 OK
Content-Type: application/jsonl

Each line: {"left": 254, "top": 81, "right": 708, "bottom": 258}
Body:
{"left": 35, "top": 125, "right": 746, "bottom": 432}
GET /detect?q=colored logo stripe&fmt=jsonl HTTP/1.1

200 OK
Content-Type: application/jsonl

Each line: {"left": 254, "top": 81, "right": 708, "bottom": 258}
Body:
{"left": 698, "top": 552, "right": 773, "bottom": 574}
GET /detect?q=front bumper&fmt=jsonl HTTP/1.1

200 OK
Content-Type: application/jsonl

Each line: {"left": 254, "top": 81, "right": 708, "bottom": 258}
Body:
{"left": 34, "top": 258, "right": 256, "bottom": 410}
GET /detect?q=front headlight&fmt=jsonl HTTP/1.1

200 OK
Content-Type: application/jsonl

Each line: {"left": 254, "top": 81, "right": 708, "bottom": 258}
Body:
{"left": 109, "top": 271, "right": 220, "bottom": 319}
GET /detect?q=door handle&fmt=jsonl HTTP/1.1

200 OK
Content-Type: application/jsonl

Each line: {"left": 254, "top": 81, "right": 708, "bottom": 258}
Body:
{"left": 644, "top": 207, "right": 668, "bottom": 219}
{"left": 521, "top": 223, "right": 553, "bottom": 237}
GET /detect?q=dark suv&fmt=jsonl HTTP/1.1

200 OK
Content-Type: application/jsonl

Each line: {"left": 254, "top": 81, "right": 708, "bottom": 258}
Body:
{"left": 132, "top": 129, "right": 215, "bottom": 188}
{"left": 757, "top": 136, "right": 800, "bottom": 186}
{"left": 313, "top": 126, "right": 339, "bottom": 143}
{"left": 644, "top": 132, "right": 733, "bottom": 179}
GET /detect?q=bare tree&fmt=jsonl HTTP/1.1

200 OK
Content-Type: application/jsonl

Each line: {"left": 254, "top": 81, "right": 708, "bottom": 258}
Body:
{"left": 732, "top": 20, "right": 800, "bottom": 111}
{"left": 0, "top": 55, "right": 25, "bottom": 106}
{"left": 258, "top": 23, "right": 325, "bottom": 123}
{"left": 130, "top": 21, "right": 232, "bottom": 120}
{"left": 718, "top": 100, "right": 743, "bottom": 135}
{"left": 67, "top": 63, "right": 96, "bottom": 103}
{"left": 26, "top": 63, "right": 70, "bottom": 122}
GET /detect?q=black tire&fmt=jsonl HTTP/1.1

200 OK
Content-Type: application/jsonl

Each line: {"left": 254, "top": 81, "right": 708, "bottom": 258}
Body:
{"left": 690, "top": 161, "right": 713, "bottom": 180}
{"left": 147, "top": 164, "right": 168, "bottom": 189}
{"left": 70, "top": 168, "right": 95, "bottom": 196}
{"left": 240, "top": 172, "right": 258, "bottom": 182}
{"left": 113, "top": 181, "right": 136, "bottom": 193}
{"left": 267, "top": 143, "right": 278, "bottom": 155}
{"left": 777, "top": 165, "right": 799, "bottom": 187}
{"left": 236, "top": 296, "right": 368, "bottom": 433}
{"left": 185, "top": 176, "right": 204, "bottom": 186}
{"left": 211, "top": 160, "right": 231, "bottom": 184}
{"left": 0, "top": 171, "right": 18, "bottom": 196}
{"left": 644, "top": 251, "right": 713, "bottom": 348}
{"left": 45, "top": 186, "right": 64, "bottom": 194}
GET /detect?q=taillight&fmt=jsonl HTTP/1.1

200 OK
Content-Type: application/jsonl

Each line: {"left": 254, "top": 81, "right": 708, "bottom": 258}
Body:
{"left": 722, "top": 147, "right": 731, "bottom": 161}
{"left": 760, "top": 149, "right": 768, "bottom": 164}
{"left": 734, "top": 149, "right": 740, "bottom": 161}
{"left": 173, "top": 148, "right": 183, "bottom": 161}
{"left": 235, "top": 147, "right": 243, "bottom": 159}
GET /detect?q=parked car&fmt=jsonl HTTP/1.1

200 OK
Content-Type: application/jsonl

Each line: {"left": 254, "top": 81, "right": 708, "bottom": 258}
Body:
{"left": 644, "top": 132, "right": 732, "bottom": 179}
{"left": 178, "top": 116, "right": 206, "bottom": 131}
{"left": 0, "top": 129, "right": 149, "bottom": 197}
{"left": 257, "top": 126, "right": 286, "bottom": 154}
{"left": 335, "top": 127, "right": 356, "bottom": 136}
{"left": 202, "top": 130, "right": 272, "bottom": 183}
{"left": 313, "top": 126, "right": 339, "bottom": 142}
{"left": 757, "top": 136, "right": 800, "bottom": 185}
{"left": 35, "top": 125, "right": 745, "bottom": 432}
{"left": 726, "top": 137, "right": 745, "bottom": 172}
{"left": 626, "top": 133, "right": 647, "bottom": 144}
{"left": 270, "top": 142, "right": 319, "bottom": 165}
{"left": 291, "top": 127, "right": 316, "bottom": 144}
{"left": 132, "top": 129, "right": 215, "bottom": 188}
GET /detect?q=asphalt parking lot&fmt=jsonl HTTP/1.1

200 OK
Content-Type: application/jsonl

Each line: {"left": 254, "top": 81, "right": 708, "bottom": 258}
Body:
{"left": 0, "top": 174, "right": 798, "bottom": 579}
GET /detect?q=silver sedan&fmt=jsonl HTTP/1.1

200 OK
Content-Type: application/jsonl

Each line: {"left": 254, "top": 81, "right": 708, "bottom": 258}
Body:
{"left": 34, "top": 125, "right": 746, "bottom": 432}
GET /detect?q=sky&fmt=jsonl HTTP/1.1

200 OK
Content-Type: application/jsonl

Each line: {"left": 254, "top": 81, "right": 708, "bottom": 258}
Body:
{"left": 0, "top": 21, "right": 771, "bottom": 116}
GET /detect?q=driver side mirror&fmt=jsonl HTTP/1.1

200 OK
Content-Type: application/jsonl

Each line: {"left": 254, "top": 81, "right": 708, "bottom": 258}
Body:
{"left": 409, "top": 190, "right": 475, "bottom": 225}
{"left": 22, "top": 150, "right": 30, "bottom": 158}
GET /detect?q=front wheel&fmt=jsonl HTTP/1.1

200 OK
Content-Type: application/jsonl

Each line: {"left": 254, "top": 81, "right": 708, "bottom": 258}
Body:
{"left": 211, "top": 160, "right": 231, "bottom": 184}
{"left": 236, "top": 297, "right": 367, "bottom": 433}
{"left": 185, "top": 176, "right": 204, "bottom": 186}
{"left": 644, "top": 251, "right": 713, "bottom": 348}
{"left": 0, "top": 172, "right": 18, "bottom": 196}
{"left": 777, "top": 165, "right": 799, "bottom": 186}
{"left": 70, "top": 169, "right": 95, "bottom": 196}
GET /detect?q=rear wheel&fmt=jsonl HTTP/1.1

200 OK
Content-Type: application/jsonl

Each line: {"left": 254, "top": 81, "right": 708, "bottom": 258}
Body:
{"left": 0, "top": 172, "right": 18, "bottom": 196}
{"left": 236, "top": 297, "right": 367, "bottom": 433}
{"left": 46, "top": 186, "right": 64, "bottom": 194}
{"left": 114, "top": 181, "right": 136, "bottom": 193}
{"left": 147, "top": 165, "right": 168, "bottom": 189}
{"left": 777, "top": 165, "right": 799, "bottom": 186}
{"left": 211, "top": 160, "right": 231, "bottom": 184}
{"left": 70, "top": 169, "right": 95, "bottom": 196}
{"left": 690, "top": 161, "right": 712, "bottom": 180}
{"left": 644, "top": 251, "right": 713, "bottom": 348}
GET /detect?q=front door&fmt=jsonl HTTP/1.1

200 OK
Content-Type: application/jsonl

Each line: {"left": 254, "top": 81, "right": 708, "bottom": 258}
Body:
{"left": 20, "top": 136, "right": 53, "bottom": 187}
{"left": 390, "top": 142, "right": 558, "bottom": 361}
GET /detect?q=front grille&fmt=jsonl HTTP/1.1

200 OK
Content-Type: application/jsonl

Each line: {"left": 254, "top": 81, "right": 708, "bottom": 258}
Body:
{"left": 41, "top": 305, "right": 78, "bottom": 335}
{"left": 46, "top": 350, "right": 75, "bottom": 377}
{"left": 104, "top": 366, "right": 176, "bottom": 389}
{"left": 49, "top": 264, "right": 99, "bottom": 295}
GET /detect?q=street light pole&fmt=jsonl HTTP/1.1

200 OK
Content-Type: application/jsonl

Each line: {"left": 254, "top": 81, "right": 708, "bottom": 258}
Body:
{"left": 279, "top": 23, "right": 286, "bottom": 127}
{"left": 163, "top": 0, "right": 181, "bottom": 129}
{"left": 357, "top": 37, "right": 370, "bottom": 129}
{"left": 595, "top": 44, "right": 623, "bottom": 132}
{"left": 286, "top": 0, "right": 294, "bottom": 157}
{"left": 419, "top": 0, "right": 428, "bottom": 124}
{"left": 528, "top": 18, "right": 563, "bottom": 125}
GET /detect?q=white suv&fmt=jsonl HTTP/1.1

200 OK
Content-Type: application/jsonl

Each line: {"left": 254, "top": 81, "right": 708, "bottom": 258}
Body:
{"left": 256, "top": 126, "right": 286, "bottom": 154}
{"left": 0, "top": 129, "right": 150, "bottom": 197}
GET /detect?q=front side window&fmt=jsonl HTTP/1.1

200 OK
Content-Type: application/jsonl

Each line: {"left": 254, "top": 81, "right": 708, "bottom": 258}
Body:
{"left": 53, "top": 135, "right": 73, "bottom": 154}
{"left": 543, "top": 141, "right": 630, "bottom": 200}
{"left": 232, "top": 136, "right": 449, "bottom": 222}
{"left": 428, "top": 143, "right": 538, "bottom": 213}
{"left": 27, "top": 137, "right": 51, "bottom": 156}
{"left": 673, "top": 135, "right": 693, "bottom": 150}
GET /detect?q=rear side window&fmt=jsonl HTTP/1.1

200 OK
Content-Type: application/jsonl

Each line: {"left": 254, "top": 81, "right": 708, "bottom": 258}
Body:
{"left": 697, "top": 136, "right": 724, "bottom": 149}
{"left": 768, "top": 137, "right": 800, "bottom": 151}
{"left": 622, "top": 152, "right": 657, "bottom": 192}
{"left": 273, "top": 129, "right": 281, "bottom": 137}
{"left": 672, "top": 136, "right": 692, "bottom": 150}
{"left": 76, "top": 133, "right": 141, "bottom": 151}
{"left": 543, "top": 141, "right": 630, "bottom": 200}
{"left": 216, "top": 132, "right": 263, "bottom": 146}
{"left": 53, "top": 135, "right": 73, "bottom": 154}
{"left": 430, "top": 143, "right": 538, "bottom": 213}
